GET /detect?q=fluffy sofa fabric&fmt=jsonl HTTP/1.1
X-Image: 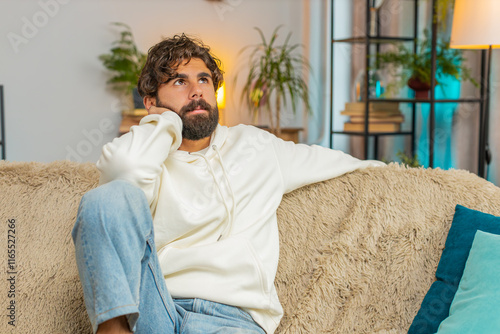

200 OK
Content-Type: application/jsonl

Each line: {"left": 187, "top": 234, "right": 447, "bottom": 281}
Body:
{"left": 436, "top": 231, "right": 500, "bottom": 333}
{"left": 0, "top": 161, "right": 500, "bottom": 334}
{"left": 0, "top": 161, "right": 98, "bottom": 334}
{"left": 408, "top": 205, "right": 500, "bottom": 334}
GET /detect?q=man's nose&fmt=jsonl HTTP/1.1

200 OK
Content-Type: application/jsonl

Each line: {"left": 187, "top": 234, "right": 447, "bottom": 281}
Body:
{"left": 189, "top": 83, "right": 203, "bottom": 99}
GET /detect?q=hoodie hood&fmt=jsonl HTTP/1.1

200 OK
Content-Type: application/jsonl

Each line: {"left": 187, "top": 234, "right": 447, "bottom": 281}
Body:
{"left": 170, "top": 125, "right": 229, "bottom": 163}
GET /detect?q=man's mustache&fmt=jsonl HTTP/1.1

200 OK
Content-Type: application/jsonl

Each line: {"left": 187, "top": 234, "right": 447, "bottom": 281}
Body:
{"left": 180, "top": 99, "right": 213, "bottom": 115}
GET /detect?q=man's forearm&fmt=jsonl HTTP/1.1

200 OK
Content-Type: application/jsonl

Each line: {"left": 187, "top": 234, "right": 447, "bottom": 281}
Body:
{"left": 96, "top": 111, "right": 182, "bottom": 203}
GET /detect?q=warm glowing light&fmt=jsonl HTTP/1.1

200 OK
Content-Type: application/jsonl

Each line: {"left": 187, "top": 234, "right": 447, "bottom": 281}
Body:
{"left": 450, "top": 0, "right": 500, "bottom": 49}
{"left": 216, "top": 83, "right": 226, "bottom": 109}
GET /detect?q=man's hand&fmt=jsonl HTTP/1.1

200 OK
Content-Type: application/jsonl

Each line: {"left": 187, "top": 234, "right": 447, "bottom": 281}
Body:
{"left": 147, "top": 106, "right": 173, "bottom": 115}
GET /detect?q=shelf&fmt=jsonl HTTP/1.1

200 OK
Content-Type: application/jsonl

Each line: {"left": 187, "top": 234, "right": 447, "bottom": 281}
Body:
{"left": 328, "top": 0, "right": 485, "bottom": 166}
{"left": 365, "top": 98, "right": 483, "bottom": 103}
{"left": 329, "top": 0, "right": 486, "bottom": 170}
{"left": 333, "top": 36, "right": 415, "bottom": 44}
{"left": 329, "top": 0, "right": 422, "bottom": 161}
{"left": 332, "top": 131, "right": 413, "bottom": 137}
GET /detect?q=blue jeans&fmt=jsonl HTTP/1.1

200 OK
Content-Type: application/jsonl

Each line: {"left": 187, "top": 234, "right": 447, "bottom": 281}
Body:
{"left": 72, "top": 180, "right": 265, "bottom": 334}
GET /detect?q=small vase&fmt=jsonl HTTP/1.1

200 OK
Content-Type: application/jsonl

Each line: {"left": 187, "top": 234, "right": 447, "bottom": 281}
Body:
{"left": 407, "top": 78, "right": 431, "bottom": 99}
{"left": 352, "top": 69, "right": 385, "bottom": 101}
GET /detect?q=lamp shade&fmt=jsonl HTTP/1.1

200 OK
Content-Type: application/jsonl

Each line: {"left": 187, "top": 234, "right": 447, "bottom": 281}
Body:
{"left": 450, "top": 0, "right": 500, "bottom": 49}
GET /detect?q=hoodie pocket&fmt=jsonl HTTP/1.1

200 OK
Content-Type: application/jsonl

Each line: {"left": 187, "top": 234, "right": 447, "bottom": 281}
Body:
{"left": 241, "top": 238, "right": 271, "bottom": 295}
{"left": 158, "top": 236, "right": 272, "bottom": 310}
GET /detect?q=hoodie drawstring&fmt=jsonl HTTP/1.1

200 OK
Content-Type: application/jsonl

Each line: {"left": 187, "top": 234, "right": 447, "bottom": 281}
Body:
{"left": 212, "top": 145, "right": 237, "bottom": 239}
{"left": 190, "top": 145, "right": 236, "bottom": 241}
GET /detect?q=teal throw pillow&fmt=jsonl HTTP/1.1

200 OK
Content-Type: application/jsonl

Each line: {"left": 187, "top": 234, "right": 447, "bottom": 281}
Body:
{"left": 436, "top": 230, "right": 500, "bottom": 333}
{"left": 408, "top": 205, "right": 500, "bottom": 334}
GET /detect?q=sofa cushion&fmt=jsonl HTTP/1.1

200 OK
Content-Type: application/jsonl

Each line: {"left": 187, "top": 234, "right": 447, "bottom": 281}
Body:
{"left": 408, "top": 205, "right": 500, "bottom": 334}
{"left": 436, "top": 230, "right": 500, "bottom": 333}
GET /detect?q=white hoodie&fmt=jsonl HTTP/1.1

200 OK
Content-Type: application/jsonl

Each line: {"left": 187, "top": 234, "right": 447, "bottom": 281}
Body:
{"left": 97, "top": 111, "right": 384, "bottom": 333}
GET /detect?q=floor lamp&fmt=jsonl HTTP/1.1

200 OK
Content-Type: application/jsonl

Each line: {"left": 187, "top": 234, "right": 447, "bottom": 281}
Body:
{"left": 450, "top": 0, "right": 500, "bottom": 178}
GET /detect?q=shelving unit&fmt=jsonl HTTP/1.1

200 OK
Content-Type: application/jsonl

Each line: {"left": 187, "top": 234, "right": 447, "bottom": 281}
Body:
{"left": 329, "top": 0, "right": 484, "bottom": 170}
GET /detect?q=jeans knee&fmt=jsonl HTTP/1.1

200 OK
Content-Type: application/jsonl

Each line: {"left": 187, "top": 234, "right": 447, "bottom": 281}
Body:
{"left": 83, "top": 180, "right": 144, "bottom": 205}
{"left": 73, "top": 180, "right": 149, "bottom": 237}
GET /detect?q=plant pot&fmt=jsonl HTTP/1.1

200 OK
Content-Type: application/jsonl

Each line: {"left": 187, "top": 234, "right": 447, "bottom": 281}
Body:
{"left": 407, "top": 78, "right": 431, "bottom": 99}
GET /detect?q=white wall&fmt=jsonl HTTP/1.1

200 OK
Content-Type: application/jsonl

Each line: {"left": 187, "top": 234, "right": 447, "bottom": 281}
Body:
{"left": 0, "top": 0, "right": 309, "bottom": 162}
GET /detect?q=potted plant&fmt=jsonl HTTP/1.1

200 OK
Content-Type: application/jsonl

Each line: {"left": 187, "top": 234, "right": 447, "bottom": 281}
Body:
{"left": 237, "top": 26, "right": 311, "bottom": 137}
{"left": 375, "top": 32, "right": 477, "bottom": 98}
{"left": 99, "top": 22, "right": 147, "bottom": 112}
{"left": 382, "top": 151, "right": 421, "bottom": 168}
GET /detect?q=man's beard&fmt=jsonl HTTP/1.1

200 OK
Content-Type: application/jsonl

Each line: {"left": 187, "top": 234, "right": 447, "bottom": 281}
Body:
{"left": 156, "top": 98, "right": 219, "bottom": 141}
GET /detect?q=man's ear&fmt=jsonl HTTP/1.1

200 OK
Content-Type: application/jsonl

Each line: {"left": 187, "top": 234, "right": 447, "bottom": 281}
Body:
{"left": 143, "top": 96, "right": 156, "bottom": 111}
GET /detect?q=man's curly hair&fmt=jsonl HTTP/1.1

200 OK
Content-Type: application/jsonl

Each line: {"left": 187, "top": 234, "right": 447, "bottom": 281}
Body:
{"left": 137, "top": 34, "right": 224, "bottom": 98}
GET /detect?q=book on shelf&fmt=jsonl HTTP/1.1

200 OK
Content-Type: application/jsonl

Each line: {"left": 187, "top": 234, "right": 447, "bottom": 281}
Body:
{"left": 345, "top": 102, "right": 400, "bottom": 112}
{"left": 341, "top": 101, "right": 404, "bottom": 133}
{"left": 341, "top": 109, "right": 402, "bottom": 117}
{"left": 349, "top": 114, "right": 404, "bottom": 123}
{"left": 343, "top": 122, "right": 401, "bottom": 133}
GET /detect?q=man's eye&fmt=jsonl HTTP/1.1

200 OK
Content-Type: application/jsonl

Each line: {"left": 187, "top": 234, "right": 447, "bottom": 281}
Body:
{"left": 173, "top": 79, "right": 185, "bottom": 86}
{"left": 199, "top": 77, "right": 209, "bottom": 84}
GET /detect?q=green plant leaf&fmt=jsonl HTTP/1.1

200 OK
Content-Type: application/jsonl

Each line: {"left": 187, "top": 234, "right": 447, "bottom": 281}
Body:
{"left": 98, "top": 22, "right": 146, "bottom": 95}
{"left": 235, "top": 26, "right": 312, "bottom": 131}
{"left": 375, "top": 30, "right": 478, "bottom": 93}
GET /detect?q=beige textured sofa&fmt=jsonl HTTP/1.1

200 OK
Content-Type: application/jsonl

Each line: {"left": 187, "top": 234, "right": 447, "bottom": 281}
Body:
{"left": 1, "top": 161, "right": 500, "bottom": 334}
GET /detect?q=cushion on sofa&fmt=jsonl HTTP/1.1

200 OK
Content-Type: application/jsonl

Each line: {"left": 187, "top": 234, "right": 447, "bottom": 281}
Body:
{"left": 408, "top": 205, "right": 500, "bottom": 334}
{"left": 436, "top": 230, "right": 500, "bottom": 333}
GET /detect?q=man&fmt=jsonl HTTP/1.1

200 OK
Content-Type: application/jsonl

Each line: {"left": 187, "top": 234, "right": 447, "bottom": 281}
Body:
{"left": 72, "top": 34, "right": 384, "bottom": 334}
